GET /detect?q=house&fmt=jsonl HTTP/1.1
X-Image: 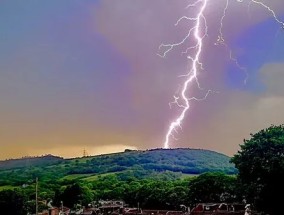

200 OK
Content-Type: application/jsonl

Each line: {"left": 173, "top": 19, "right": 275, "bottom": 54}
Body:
{"left": 190, "top": 203, "right": 247, "bottom": 215}
{"left": 39, "top": 206, "right": 71, "bottom": 215}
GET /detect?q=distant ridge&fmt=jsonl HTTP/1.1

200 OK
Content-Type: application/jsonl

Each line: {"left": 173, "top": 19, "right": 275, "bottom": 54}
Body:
{"left": 0, "top": 154, "right": 63, "bottom": 170}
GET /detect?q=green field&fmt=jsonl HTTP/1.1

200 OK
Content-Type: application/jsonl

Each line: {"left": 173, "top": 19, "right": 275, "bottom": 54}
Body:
{"left": 180, "top": 173, "right": 199, "bottom": 178}
{"left": 0, "top": 185, "right": 16, "bottom": 191}
{"left": 61, "top": 173, "right": 93, "bottom": 180}
{"left": 82, "top": 172, "right": 115, "bottom": 181}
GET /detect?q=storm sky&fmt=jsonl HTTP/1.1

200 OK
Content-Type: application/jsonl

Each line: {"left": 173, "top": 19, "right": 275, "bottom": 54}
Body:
{"left": 0, "top": 0, "right": 284, "bottom": 159}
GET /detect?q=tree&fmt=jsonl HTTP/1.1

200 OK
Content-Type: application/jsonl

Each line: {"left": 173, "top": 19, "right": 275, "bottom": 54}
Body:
{"left": 167, "top": 185, "right": 189, "bottom": 209}
{"left": 60, "top": 183, "right": 94, "bottom": 208}
{"left": 231, "top": 125, "right": 284, "bottom": 215}
{"left": 0, "top": 189, "right": 27, "bottom": 215}
{"left": 187, "top": 172, "right": 238, "bottom": 206}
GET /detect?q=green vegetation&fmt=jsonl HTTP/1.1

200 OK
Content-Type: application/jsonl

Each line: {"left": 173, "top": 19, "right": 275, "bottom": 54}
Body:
{"left": 0, "top": 171, "right": 240, "bottom": 214}
{"left": 1, "top": 124, "right": 284, "bottom": 215}
{"left": 0, "top": 185, "right": 16, "bottom": 191}
{"left": 61, "top": 174, "right": 93, "bottom": 181}
{"left": 231, "top": 124, "right": 284, "bottom": 215}
{"left": 0, "top": 189, "right": 27, "bottom": 215}
{"left": 0, "top": 148, "right": 237, "bottom": 214}
{"left": 82, "top": 173, "right": 114, "bottom": 181}
{"left": 0, "top": 148, "right": 236, "bottom": 187}
{"left": 0, "top": 154, "right": 63, "bottom": 170}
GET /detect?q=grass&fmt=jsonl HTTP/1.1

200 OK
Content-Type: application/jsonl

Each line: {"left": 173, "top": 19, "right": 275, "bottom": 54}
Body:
{"left": 63, "top": 171, "right": 197, "bottom": 182}
{"left": 61, "top": 173, "right": 93, "bottom": 181}
{"left": 180, "top": 173, "right": 199, "bottom": 179}
{"left": 0, "top": 185, "right": 16, "bottom": 191}
{"left": 82, "top": 172, "right": 115, "bottom": 181}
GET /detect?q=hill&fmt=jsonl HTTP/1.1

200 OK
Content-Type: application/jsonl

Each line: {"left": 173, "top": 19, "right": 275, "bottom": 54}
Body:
{"left": 0, "top": 154, "right": 63, "bottom": 170}
{"left": 68, "top": 148, "right": 236, "bottom": 174}
{"left": 0, "top": 148, "right": 237, "bottom": 186}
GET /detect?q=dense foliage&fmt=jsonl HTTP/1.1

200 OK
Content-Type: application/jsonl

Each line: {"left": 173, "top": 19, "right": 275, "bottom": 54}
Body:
{"left": 0, "top": 172, "right": 240, "bottom": 214}
{"left": 0, "top": 148, "right": 238, "bottom": 214}
{"left": 188, "top": 172, "right": 240, "bottom": 204}
{"left": 0, "top": 189, "right": 27, "bottom": 215}
{"left": 231, "top": 124, "right": 284, "bottom": 215}
{"left": 0, "top": 155, "right": 63, "bottom": 170}
{"left": 82, "top": 149, "right": 236, "bottom": 174}
{"left": 0, "top": 148, "right": 237, "bottom": 187}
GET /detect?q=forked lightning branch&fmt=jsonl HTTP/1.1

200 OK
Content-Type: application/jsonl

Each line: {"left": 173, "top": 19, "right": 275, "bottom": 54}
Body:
{"left": 158, "top": 0, "right": 284, "bottom": 149}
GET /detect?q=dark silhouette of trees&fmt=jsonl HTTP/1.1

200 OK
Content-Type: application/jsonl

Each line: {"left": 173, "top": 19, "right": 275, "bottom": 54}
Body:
{"left": 231, "top": 124, "right": 284, "bottom": 215}
{"left": 59, "top": 183, "right": 94, "bottom": 208}
{"left": 187, "top": 172, "right": 239, "bottom": 205}
{"left": 0, "top": 189, "right": 27, "bottom": 215}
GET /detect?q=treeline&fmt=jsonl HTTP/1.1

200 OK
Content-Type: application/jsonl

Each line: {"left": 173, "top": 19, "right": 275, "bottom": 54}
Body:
{"left": 0, "top": 154, "right": 63, "bottom": 170}
{"left": 0, "top": 172, "right": 239, "bottom": 215}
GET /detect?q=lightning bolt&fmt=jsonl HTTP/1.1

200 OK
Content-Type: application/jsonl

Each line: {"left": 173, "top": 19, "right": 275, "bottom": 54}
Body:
{"left": 251, "top": 0, "right": 284, "bottom": 28}
{"left": 159, "top": 0, "right": 209, "bottom": 149}
{"left": 215, "top": 0, "right": 249, "bottom": 84}
{"left": 159, "top": 0, "right": 284, "bottom": 149}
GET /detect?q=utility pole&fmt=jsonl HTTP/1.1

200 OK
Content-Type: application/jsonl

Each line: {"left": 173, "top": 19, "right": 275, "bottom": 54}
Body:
{"left": 83, "top": 148, "right": 88, "bottom": 157}
{"left": 35, "top": 177, "right": 38, "bottom": 215}
{"left": 60, "top": 201, "right": 64, "bottom": 215}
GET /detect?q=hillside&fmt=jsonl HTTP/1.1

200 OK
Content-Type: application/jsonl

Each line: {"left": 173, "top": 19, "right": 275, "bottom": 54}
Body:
{"left": 0, "top": 148, "right": 237, "bottom": 186}
{"left": 69, "top": 148, "right": 236, "bottom": 174}
{"left": 0, "top": 154, "right": 63, "bottom": 170}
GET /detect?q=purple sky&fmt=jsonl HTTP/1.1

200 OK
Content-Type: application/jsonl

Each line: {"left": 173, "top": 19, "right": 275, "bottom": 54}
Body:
{"left": 0, "top": 0, "right": 284, "bottom": 159}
